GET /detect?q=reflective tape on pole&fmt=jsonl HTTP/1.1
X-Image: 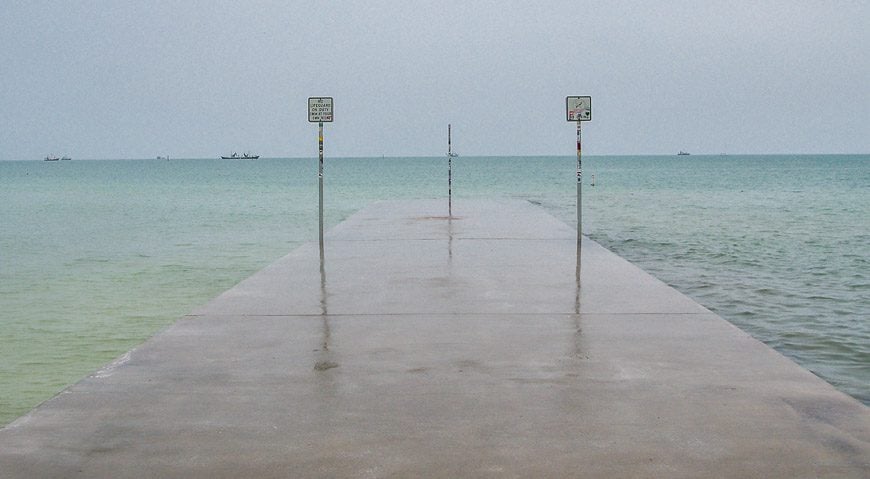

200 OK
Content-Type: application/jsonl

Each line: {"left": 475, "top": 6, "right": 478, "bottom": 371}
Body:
{"left": 318, "top": 122, "right": 324, "bottom": 177}
{"left": 577, "top": 120, "right": 582, "bottom": 183}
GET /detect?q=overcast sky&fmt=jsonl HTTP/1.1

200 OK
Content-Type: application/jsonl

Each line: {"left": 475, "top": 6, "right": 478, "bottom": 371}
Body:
{"left": 2, "top": 1, "right": 867, "bottom": 159}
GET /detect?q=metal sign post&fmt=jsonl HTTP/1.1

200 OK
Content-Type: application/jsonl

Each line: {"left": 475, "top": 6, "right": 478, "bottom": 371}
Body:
{"left": 447, "top": 124, "right": 457, "bottom": 217}
{"left": 309, "top": 97, "right": 333, "bottom": 264}
{"left": 566, "top": 96, "right": 591, "bottom": 275}
{"left": 318, "top": 121, "right": 324, "bottom": 262}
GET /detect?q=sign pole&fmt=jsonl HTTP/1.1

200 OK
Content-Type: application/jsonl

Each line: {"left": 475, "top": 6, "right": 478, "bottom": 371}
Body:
{"left": 448, "top": 124, "right": 453, "bottom": 217}
{"left": 566, "top": 95, "right": 591, "bottom": 276}
{"left": 308, "top": 96, "right": 333, "bottom": 266}
{"left": 318, "top": 121, "right": 324, "bottom": 263}
{"left": 576, "top": 119, "right": 582, "bottom": 274}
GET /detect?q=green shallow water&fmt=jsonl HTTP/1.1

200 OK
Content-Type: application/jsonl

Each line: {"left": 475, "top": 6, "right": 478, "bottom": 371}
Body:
{"left": 1, "top": 155, "right": 868, "bottom": 425}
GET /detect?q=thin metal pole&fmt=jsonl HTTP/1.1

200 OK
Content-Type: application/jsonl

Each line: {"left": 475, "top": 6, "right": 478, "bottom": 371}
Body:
{"left": 576, "top": 120, "right": 582, "bottom": 274}
{"left": 447, "top": 124, "right": 458, "bottom": 217}
{"left": 318, "top": 121, "right": 324, "bottom": 265}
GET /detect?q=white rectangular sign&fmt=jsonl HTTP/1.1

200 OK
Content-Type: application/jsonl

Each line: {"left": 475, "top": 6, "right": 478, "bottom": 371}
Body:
{"left": 566, "top": 96, "right": 592, "bottom": 121}
{"left": 308, "top": 97, "right": 333, "bottom": 122}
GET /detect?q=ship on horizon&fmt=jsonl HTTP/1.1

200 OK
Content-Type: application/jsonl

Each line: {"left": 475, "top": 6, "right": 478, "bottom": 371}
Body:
{"left": 221, "top": 152, "right": 259, "bottom": 160}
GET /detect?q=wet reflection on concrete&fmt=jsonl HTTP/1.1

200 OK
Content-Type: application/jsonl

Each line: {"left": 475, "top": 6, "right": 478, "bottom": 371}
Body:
{"left": 573, "top": 237, "right": 583, "bottom": 358}
{"left": 319, "top": 248, "right": 328, "bottom": 318}
{"left": 314, "top": 246, "right": 337, "bottom": 372}
{"left": 575, "top": 229, "right": 581, "bottom": 284}
{"left": 574, "top": 271, "right": 580, "bottom": 316}
{"left": 448, "top": 215, "right": 454, "bottom": 263}
{"left": 575, "top": 235, "right": 581, "bottom": 315}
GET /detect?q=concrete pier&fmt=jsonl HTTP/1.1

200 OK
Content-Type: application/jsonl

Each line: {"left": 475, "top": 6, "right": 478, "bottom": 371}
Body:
{"left": 1, "top": 199, "right": 868, "bottom": 477}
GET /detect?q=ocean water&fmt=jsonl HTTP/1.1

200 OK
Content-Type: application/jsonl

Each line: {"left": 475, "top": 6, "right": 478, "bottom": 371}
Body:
{"left": 1, "top": 155, "right": 868, "bottom": 425}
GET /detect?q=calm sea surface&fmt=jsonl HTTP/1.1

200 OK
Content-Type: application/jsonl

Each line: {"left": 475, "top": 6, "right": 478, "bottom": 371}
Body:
{"left": 1, "top": 155, "right": 868, "bottom": 425}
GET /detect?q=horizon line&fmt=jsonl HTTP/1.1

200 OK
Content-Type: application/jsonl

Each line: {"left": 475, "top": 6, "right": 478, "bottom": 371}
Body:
{"left": 3, "top": 152, "right": 870, "bottom": 162}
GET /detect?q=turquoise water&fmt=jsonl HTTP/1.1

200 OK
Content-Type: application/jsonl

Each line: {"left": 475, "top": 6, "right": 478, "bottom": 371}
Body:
{"left": 1, "top": 155, "right": 868, "bottom": 425}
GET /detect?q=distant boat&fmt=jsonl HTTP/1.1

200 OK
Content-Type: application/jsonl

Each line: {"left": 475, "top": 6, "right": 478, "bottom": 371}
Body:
{"left": 60, "top": 156, "right": 71, "bottom": 161}
{"left": 221, "top": 152, "right": 259, "bottom": 160}
{"left": 156, "top": 155, "right": 170, "bottom": 160}
{"left": 44, "top": 155, "right": 59, "bottom": 161}
{"left": 677, "top": 151, "right": 690, "bottom": 156}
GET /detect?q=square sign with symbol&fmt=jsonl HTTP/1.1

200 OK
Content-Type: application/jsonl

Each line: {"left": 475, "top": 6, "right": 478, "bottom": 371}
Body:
{"left": 566, "top": 96, "right": 592, "bottom": 121}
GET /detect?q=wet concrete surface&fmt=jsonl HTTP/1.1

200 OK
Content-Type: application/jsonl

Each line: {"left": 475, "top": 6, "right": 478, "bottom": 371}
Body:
{"left": 1, "top": 199, "right": 868, "bottom": 477}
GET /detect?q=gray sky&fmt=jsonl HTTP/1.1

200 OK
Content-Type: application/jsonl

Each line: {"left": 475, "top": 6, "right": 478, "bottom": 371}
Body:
{"left": 2, "top": 1, "right": 868, "bottom": 159}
